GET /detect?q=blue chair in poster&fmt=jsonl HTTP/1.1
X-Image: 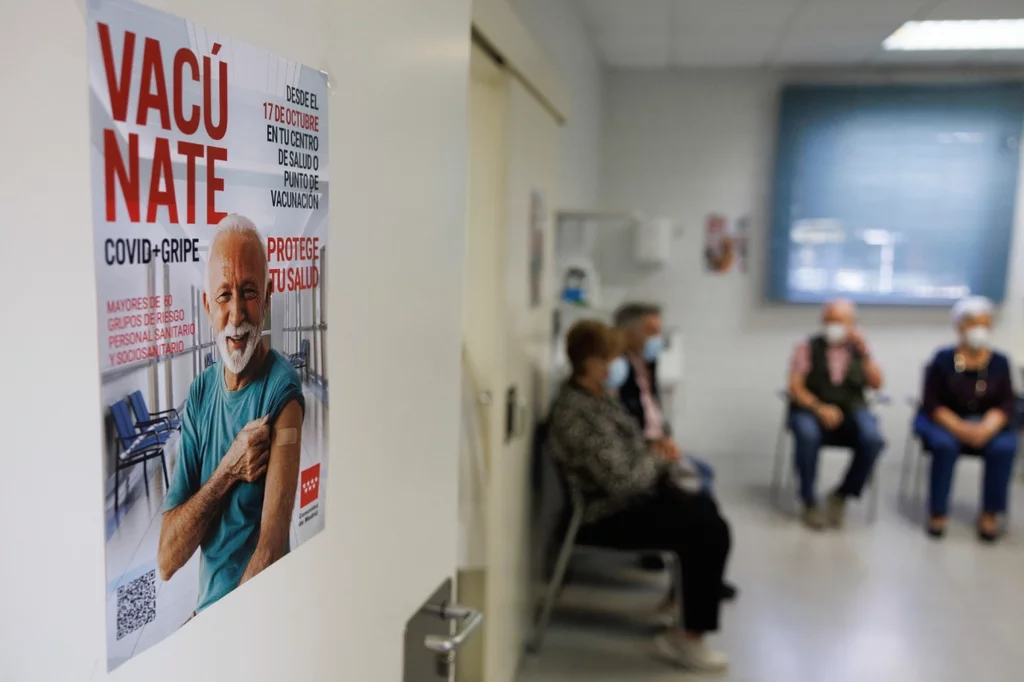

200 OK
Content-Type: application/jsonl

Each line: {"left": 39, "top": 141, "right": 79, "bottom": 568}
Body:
{"left": 205, "top": 352, "right": 216, "bottom": 369}
{"left": 110, "top": 399, "right": 171, "bottom": 516}
{"left": 128, "top": 390, "right": 180, "bottom": 433}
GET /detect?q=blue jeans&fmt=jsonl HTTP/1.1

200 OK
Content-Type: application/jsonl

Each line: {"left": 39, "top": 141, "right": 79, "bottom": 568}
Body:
{"left": 913, "top": 413, "right": 1018, "bottom": 516}
{"left": 789, "top": 408, "right": 884, "bottom": 506}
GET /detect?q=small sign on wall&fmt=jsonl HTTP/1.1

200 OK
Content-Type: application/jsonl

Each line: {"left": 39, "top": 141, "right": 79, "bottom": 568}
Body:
{"left": 704, "top": 214, "right": 749, "bottom": 274}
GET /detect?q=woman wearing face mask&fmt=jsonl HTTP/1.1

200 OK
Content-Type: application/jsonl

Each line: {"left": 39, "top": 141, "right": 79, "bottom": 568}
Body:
{"left": 913, "top": 296, "right": 1018, "bottom": 541}
{"left": 546, "top": 319, "right": 732, "bottom": 672}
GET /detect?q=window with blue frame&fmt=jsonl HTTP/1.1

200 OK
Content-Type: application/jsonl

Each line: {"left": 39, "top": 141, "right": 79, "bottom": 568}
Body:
{"left": 768, "top": 83, "right": 1024, "bottom": 305}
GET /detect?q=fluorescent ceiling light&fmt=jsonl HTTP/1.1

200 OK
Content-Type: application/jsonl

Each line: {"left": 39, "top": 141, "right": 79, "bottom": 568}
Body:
{"left": 883, "top": 19, "right": 1024, "bottom": 51}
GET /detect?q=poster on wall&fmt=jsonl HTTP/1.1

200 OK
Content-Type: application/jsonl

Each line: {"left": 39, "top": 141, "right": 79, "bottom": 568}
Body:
{"left": 529, "top": 189, "right": 546, "bottom": 307}
{"left": 88, "top": 0, "right": 329, "bottom": 669}
{"left": 704, "top": 213, "right": 735, "bottom": 274}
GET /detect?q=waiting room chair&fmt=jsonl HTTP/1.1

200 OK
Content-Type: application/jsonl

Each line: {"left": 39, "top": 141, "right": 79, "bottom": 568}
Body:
{"left": 128, "top": 390, "right": 180, "bottom": 433}
{"left": 770, "top": 390, "right": 884, "bottom": 522}
{"left": 531, "top": 443, "right": 682, "bottom": 654}
{"left": 204, "top": 352, "right": 215, "bottom": 369}
{"left": 898, "top": 397, "right": 1013, "bottom": 528}
{"left": 290, "top": 339, "right": 309, "bottom": 380}
{"left": 110, "top": 399, "right": 172, "bottom": 517}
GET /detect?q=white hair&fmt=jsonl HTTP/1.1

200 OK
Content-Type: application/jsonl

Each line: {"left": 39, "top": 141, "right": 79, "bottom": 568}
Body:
{"left": 205, "top": 213, "right": 269, "bottom": 292}
{"left": 951, "top": 295, "right": 993, "bottom": 326}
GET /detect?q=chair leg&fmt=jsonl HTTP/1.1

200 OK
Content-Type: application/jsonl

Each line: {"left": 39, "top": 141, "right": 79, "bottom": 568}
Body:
{"left": 114, "top": 466, "right": 120, "bottom": 518}
{"left": 161, "top": 453, "right": 169, "bottom": 487}
{"left": 868, "top": 472, "right": 879, "bottom": 524}
{"left": 143, "top": 459, "right": 150, "bottom": 497}
{"left": 770, "top": 419, "right": 788, "bottom": 509}
{"left": 531, "top": 507, "right": 583, "bottom": 654}
{"left": 898, "top": 429, "right": 915, "bottom": 511}
{"left": 912, "top": 444, "right": 924, "bottom": 517}
{"left": 665, "top": 553, "right": 683, "bottom": 629}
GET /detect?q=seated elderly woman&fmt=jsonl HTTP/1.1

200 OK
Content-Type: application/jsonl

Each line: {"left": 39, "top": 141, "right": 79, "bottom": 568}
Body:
{"left": 914, "top": 296, "right": 1017, "bottom": 542}
{"left": 546, "top": 319, "right": 731, "bottom": 672}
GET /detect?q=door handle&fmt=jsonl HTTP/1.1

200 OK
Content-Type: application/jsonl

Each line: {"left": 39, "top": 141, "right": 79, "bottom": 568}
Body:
{"left": 422, "top": 603, "right": 484, "bottom": 654}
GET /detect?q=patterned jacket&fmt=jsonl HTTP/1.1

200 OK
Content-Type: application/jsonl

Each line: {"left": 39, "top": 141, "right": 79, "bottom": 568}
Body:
{"left": 546, "top": 381, "right": 666, "bottom": 523}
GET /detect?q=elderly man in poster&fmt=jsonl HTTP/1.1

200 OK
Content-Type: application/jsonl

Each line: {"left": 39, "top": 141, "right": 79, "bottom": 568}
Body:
{"left": 157, "top": 214, "right": 304, "bottom": 614}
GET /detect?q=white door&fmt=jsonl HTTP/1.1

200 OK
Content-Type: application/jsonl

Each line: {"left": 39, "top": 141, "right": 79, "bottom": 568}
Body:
{"left": 459, "top": 42, "right": 560, "bottom": 682}
{"left": 458, "top": 42, "right": 511, "bottom": 682}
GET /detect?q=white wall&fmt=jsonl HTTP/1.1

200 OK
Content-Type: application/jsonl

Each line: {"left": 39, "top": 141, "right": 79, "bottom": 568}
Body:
{"left": 0, "top": 1, "right": 470, "bottom": 681}
{"left": 598, "top": 69, "right": 1024, "bottom": 461}
{"left": 511, "top": 0, "right": 604, "bottom": 210}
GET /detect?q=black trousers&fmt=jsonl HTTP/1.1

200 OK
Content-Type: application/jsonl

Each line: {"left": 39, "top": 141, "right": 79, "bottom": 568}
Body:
{"left": 578, "top": 479, "right": 731, "bottom": 633}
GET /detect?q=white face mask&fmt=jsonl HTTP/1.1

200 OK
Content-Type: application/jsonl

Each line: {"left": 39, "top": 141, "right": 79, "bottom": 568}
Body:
{"left": 964, "top": 325, "right": 990, "bottom": 350}
{"left": 823, "top": 323, "right": 847, "bottom": 345}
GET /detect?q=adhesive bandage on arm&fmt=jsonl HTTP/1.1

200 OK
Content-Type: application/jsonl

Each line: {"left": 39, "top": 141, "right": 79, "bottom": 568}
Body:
{"left": 275, "top": 427, "right": 298, "bottom": 446}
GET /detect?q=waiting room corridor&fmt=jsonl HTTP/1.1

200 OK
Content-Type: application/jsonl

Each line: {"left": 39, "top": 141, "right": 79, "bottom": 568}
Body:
{"left": 521, "top": 454, "right": 1024, "bottom": 682}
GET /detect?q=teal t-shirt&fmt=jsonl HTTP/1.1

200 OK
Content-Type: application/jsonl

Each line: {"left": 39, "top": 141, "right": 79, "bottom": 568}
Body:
{"left": 164, "top": 349, "right": 304, "bottom": 612}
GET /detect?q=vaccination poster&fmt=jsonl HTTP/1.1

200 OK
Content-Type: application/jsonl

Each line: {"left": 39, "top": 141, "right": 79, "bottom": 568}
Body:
{"left": 88, "top": 0, "right": 329, "bottom": 669}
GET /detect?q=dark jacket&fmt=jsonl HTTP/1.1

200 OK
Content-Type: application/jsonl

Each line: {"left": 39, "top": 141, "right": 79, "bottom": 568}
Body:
{"left": 922, "top": 347, "right": 1015, "bottom": 421}
{"left": 618, "top": 355, "right": 671, "bottom": 438}
{"left": 546, "top": 381, "right": 665, "bottom": 523}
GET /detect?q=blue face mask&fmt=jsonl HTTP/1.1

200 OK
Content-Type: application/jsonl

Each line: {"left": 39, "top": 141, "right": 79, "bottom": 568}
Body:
{"left": 642, "top": 335, "right": 664, "bottom": 362}
{"left": 605, "top": 356, "right": 630, "bottom": 389}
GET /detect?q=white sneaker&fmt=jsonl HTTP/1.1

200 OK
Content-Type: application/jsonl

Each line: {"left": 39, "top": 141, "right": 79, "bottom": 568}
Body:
{"left": 654, "top": 631, "right": 729, "bottom": 673}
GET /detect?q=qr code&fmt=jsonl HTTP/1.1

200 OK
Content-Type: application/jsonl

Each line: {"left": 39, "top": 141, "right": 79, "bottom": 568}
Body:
{"left": 117, "top": 570, "right": 156, "bottom": 640}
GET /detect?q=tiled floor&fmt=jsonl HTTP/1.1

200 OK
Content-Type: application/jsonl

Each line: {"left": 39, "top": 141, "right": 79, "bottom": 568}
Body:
{"left": 519, "top": 453, "right": 1024, "bottom": 682}
{"left": 103, "top": 385, "right": 328, "bottom": 669}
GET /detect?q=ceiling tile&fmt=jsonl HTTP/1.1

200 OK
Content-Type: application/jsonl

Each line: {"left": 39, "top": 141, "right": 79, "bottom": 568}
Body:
{"left": 782, "top": 25, "right": 898, "bottom": 51}
{"left": 927, "top": 0, "right": 1024, "bottom": 20}
{"left": 674, "top": 29, "right": 778, "bottom": 54}
{"left": 672, "top": 0, "right": 801, "bottom": 28}
{"left": 601, "top": 45, "right": 673, "bottom": 68}
{"left": 790, "top": 0, "right": 930, "bottom": 30}
{"left": 575, "top": 0, "right": 673, "bottom": 31}
{"left": 593, "top": 28, "right": 672, "bottom": 68}
{"left": 774, "top": 46, "right": 879, "bottom": 66}
{"left": 873, "top": 48, "right": 1024, "bottom": 64}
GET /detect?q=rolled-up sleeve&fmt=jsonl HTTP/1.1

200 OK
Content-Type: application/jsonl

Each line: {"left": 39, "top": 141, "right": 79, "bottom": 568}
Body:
{"left": 789, "top": 340, "right": 810, "bottom": 378}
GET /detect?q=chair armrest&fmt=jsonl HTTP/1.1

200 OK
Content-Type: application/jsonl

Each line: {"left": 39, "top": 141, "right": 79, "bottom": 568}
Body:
{"left": 136, "top": 417, "right": 168, "bottom": 427}
{"left": 150, "top": 408, "right": 179, "bottom": 419}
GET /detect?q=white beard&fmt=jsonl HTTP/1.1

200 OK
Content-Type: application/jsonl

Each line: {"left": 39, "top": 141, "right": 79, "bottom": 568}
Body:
{"left": 216, "top": 320, "right": 263, "bottom": 375}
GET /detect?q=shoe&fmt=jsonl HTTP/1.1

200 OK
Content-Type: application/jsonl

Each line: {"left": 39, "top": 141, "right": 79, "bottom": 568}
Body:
{"left": 977, "top": 514, "right": 1000, "bottom": 544}
{"left": 654, "top": 631, "right": 729, "bottom": 673}
{"left": 826, "top": 492, "right": 846, "bottom": 528}
{"left": 927, "top": 515, "right": 947, "bottom": 540}
{"left": 720, "top": 582, "right": 738, "bottom": 602}
{"left": 802, "top": 505, "right": 827, "bottom": 531}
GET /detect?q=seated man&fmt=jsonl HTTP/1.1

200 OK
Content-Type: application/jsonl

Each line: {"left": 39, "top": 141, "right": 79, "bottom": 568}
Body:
{"left": 787, "top": 298, "right": 885, "bottom": 530}
{"left": 157, "top": 215, "right": 305, "bottom": 617}
{"left": 914, "top": 296, "right": 1017, "bottom": 542}
{"left": 614, "top": 302, "right": 736, "bottom": 600}
{"left": 547, "top": 319, "right": 731, "bottom": 672}
{"left": 614, "top": 302, "right": 714, "bottom": 494}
